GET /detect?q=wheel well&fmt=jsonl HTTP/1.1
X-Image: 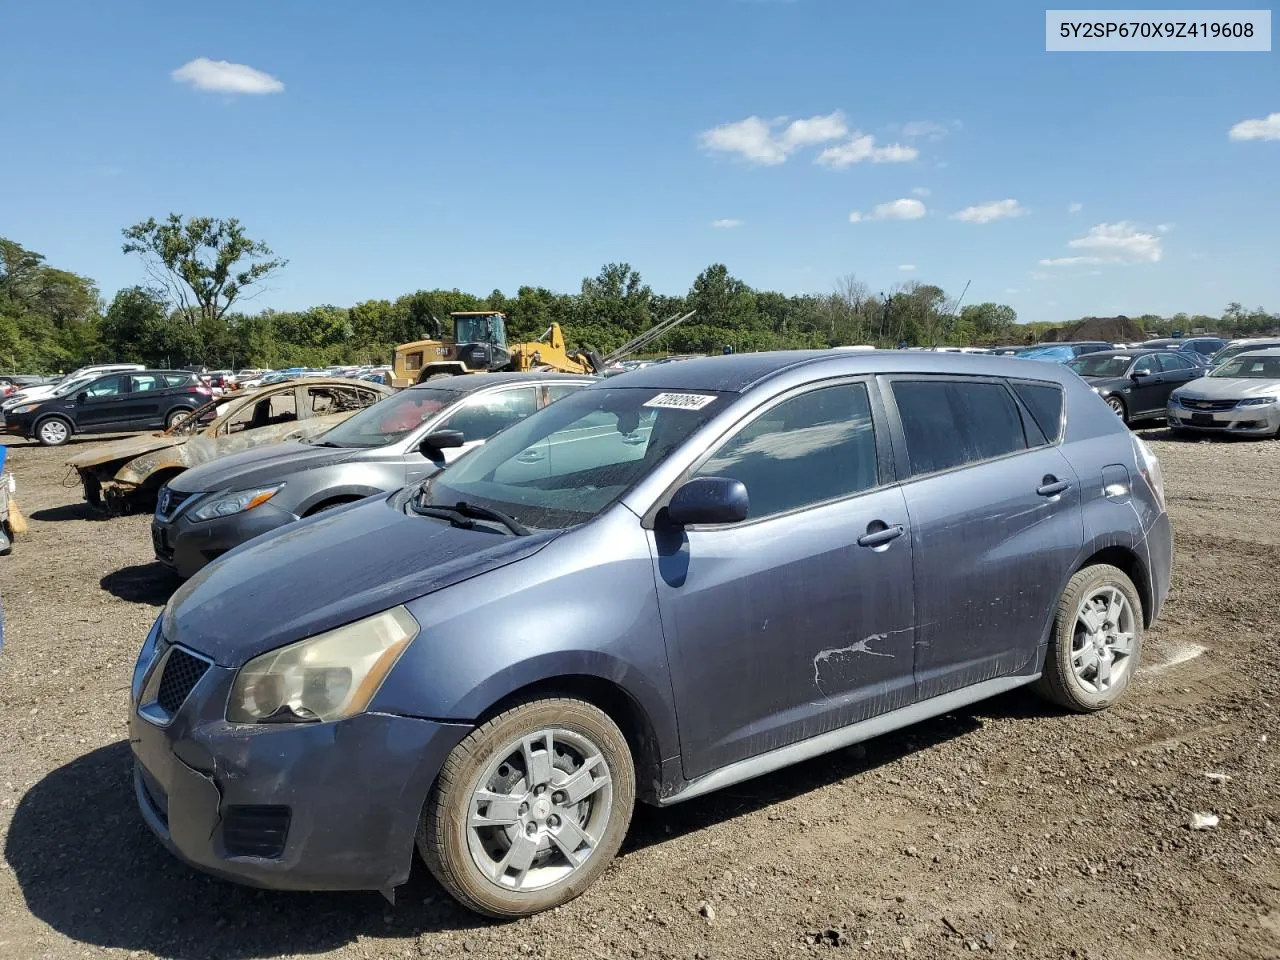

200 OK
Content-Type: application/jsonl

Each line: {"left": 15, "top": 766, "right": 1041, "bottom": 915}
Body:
{"left": 34, "top": 413, "right": 72, "bottom": 431}
{"left": 303, "top": 495, "right": 363, "bottom": 517}
{"left": 143, "top": 467, "right": 184, "bottom": 492}
{"left": 1075, "top": 546, "right": 1152, "bottom": 626}
{"left": 476, "top": 675, "right": 664, "bottom": 803}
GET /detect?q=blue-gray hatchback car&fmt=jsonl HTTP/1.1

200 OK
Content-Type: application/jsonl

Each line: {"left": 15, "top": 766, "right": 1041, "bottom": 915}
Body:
{"left": 130, "top": 350, "right": 1173, "bottom": 918}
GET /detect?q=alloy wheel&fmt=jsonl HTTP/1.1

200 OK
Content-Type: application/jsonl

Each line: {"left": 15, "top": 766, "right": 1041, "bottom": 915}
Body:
{"left": 1070, "top": 587, "right": 1136, "bottom": 694}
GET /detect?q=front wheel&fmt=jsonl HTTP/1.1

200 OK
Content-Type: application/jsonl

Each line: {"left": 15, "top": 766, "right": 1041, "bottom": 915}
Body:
{"left": 1035, "top": 564, "right": 1143, "bottom": 712}
{"left": 35, "top": 416, "right": 72, "bottom": 446}
{"left": 418, "top": 697, "right": 635, "bottom": 919}
{"left": 1105, "top": 395, "right": 1128, "bottom": 423}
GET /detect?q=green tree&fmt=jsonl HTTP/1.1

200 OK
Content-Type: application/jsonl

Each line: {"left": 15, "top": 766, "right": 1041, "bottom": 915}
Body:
{"left": 121, "top": 215, "right": 287, "bottom": 329}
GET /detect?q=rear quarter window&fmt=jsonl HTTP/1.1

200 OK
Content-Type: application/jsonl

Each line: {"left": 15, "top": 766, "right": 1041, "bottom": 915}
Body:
{"left": 1011, "top": 382, "right": 1065, "bottom": 443}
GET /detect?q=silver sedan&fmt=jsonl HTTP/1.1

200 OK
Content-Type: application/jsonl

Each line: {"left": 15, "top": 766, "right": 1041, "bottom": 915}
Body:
{"left": 1168, "top": 348, "right": 1280, "bottom": 437}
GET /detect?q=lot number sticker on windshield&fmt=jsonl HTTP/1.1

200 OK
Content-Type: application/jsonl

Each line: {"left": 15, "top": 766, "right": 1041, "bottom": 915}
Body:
{"left": 643, "top": 392, "right": 717, "bottom": 411}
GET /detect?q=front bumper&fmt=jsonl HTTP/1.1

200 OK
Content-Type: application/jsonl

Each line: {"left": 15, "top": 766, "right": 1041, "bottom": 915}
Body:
{"left": 152, "top": 498, "right": 297, "bottom": 578}
{"left": 1167, "top": 401, "right": 1280, "bottom": 436}
{"left": 130, "top": 645, "right": 471, "bottom": 891}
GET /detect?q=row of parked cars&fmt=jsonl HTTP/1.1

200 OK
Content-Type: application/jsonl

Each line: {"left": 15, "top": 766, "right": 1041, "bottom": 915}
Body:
{"left": 110, "top": 349, "right": 1179, "bottom": 918}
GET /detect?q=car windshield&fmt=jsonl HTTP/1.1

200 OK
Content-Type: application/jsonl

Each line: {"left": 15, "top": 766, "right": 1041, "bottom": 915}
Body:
{"left": 50, "top": 375, "right": 95, "bottom": 398}
{"left": 316, "top": 387, "right": 458, "bottom": 447}
{"left": 1210, "top": 355, "right": 1280, "bottom": 379}
{"left": 418, "top": 386, "right": 734, "bottom": 530}
{"left": 1068, "top": 355, "right": 1132, "bottom": 378}
{"left": 1211, "top": 342, "right": 1280, "bottom": 366}
{"left": 1018, "top": 346, "right": 1073, "bottom": 362}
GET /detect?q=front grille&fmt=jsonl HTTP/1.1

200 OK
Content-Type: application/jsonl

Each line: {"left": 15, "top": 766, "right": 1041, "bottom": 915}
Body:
{"left": 156, "top": 648, "right": 210, "bottom": 713}
{"left": 156, "top": 487, "right": 195, "bottom": 520}
{"left": 1179, "top": 397, "right": 1238, "bottom": 411}
{"left": 222, "top": 805, "right": 291, "bottom": 858}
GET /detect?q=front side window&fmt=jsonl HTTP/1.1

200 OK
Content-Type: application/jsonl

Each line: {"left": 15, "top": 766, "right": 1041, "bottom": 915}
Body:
{"left": 893, "top": 379, "right": 1027, "bottom": 477}
{"left": 694, "top": 383, "right": 878, "bottom": 520}
{"left": 438, "top": 387, "right": 538, "bottom": 442}
{"left": 1131, "top": 355, "right": 1159, "bottom": 376}
{"left": 420, "top": 387, "right": 734, "bottom": 529}
{"left": 84, "top": 376, "right": 124, "bottom": 398}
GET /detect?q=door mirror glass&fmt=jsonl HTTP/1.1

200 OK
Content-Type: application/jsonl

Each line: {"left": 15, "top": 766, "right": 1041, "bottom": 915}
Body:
{"left": 665, "top": 477, "right": 749, "bottom": 527}
{"left": 76, "top": 392, "right": 87, "bottom": 403}
{"left": 418, "top": 429, "right": 466, "bottom": 458}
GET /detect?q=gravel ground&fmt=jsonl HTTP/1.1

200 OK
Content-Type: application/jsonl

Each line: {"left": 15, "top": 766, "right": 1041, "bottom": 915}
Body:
{"left": 1, "top": 429, "right": 1278, "bottom": 960}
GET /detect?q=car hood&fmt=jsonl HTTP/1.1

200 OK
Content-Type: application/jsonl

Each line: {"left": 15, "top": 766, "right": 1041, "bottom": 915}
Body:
{"left": 164, "top": 494, "right": 560, "bottom": 666}
{"left": 169, "top": 439, "right": 367, "bottom": 493}
{"left": 2, "top": 384, "right": 57, "bottom": 408}
{"left": 66, "top": 433, "right": 182, "bottom": 469}
{"left": 1173, "top": 378, "right": 1280, "bottom": 400}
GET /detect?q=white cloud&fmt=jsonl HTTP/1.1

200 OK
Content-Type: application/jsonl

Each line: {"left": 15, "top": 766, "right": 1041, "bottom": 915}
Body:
{"left": 816, "top": 135, "right": 917, "bottom": 168}
{"left": 911, "top": 186, "right": 931, "bottom": 197}
{"left": 898, "top": 263, "right": 917, "bottom": 272}
{"left": 698, "top": 111, "right": 848, "bottom": 165}
{"left": 1039, "top": 256, "right": 1106, "bottom": 266}
{"left": 950, "top": 199, "right": 1028, "bottom": 223}
{"left": 900, "top": 120, "right": 949, "bottom": 140}
{"left": 1068, "top": 202, "right": 1083, "bottom": 214}
{"left": 1004, "top": 287, "right": 1019, "bottom": 294}
{"left": 1157, "top": 223, "right": 1173, "bottom": 233}
{"left": 1068, "top": 221, "right": 1163, "bottom": 262}
{"left": 1228, "top": 113, "right": 1280, "bottom": 141}
{"left": 171, "top": 57, "right": 284, "bottom": 95}
{"left": 849, "top": 198, "right": 927, "bottom": 222}
{"left": 710, "top": 218, "right": 743, "bottom": 229}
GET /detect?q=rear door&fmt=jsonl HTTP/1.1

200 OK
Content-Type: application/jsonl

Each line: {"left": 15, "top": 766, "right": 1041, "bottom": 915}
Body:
{"left": 884, "top": 376, "right": 1083, "bottom": 700}
{"left": 120, "top": 373, "right": 168, "bottom": 427}
{"left": 1155, "top": 352, "right": 1203, "bottom": 403}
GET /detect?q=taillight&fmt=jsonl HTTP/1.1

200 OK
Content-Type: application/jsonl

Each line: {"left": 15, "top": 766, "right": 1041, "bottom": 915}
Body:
{"left": 195, "top": 386, "right": 212, "bottom": 396}
{"left": 1129, "top": 433, "right": 1166, "bottom": 510}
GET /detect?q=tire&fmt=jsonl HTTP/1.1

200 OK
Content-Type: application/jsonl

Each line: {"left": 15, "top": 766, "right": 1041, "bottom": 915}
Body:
{"left": 1035, "top": 563, "right": 1143, "bottom": 713}
{"left": 418, "top": 697, "right": 635, "bottom": 919}
{"left": 1105, "top": 395, "right": 1128, "bottom": 423}
{"left": 35, "top": 416, "right": 72, "bottom": 447}
{"left": 165, "top": 408, "right": 191, "bottom": 430}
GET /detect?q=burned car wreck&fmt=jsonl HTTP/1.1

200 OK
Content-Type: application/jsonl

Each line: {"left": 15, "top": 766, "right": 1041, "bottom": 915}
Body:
{"left": 68, "top": 378, "right": 390, "bottom": 511}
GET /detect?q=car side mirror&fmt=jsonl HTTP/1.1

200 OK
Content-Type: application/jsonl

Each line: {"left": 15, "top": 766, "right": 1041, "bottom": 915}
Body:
{"left": 1131, "top": 370, "right": 1149, "bottom": 379}
{"left": 76, "top": 391, "right": 87, "bottom": 403}
{"left": 665, "top": 476, "right": 749, "bottom": 527}
{"left": 417, "top": 429, "right": 465, "bottom": 458}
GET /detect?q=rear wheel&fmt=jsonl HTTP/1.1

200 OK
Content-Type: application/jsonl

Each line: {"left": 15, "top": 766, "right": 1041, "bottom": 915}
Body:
{"left": 1035, "top": 564, "right": 1143, "bottom": 712}
{"left": 419, "top": 697, "right": 635, "bottom": 919}
{"left": 165, "top": 408, "right": 191, "bottom": 430}
{"left": 35, "top": 416, "right": 72, "bottom": 446}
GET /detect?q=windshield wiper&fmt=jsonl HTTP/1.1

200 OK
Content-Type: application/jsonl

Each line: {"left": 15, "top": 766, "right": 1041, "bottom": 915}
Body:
{"left": 306, "top": 439, "right": 344, "bottom": 448}
{"left": 410, "top": 497, "right": 530, "bottom": 536}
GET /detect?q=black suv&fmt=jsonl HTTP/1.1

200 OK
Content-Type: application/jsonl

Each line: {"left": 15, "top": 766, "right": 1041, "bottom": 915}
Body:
{"left": 3, "top": 370, "right": 211, "bottom": 446}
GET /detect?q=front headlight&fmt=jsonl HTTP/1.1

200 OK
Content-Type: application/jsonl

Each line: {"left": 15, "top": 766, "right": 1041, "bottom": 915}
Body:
{"left": 188, "top": 484, "right": 283, "bottom": 522}
{"left": 1237, "top": 396, "right": 1278, "bottom": 407}
{"left": 9, "top": 403, "right": 38, "bottom": 415}
{"left": 227, "top": 606, "right": 418, "bottom": 724}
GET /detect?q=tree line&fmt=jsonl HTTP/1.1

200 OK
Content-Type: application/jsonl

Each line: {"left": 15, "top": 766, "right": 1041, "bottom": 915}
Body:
{"left": 1, "top": 216, "right": 1277, "bottom": 374}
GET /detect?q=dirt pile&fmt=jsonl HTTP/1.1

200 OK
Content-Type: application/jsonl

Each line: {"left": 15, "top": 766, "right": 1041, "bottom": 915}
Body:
{"left": 1041, "top": 315, "right": 1147, "bottom": 343}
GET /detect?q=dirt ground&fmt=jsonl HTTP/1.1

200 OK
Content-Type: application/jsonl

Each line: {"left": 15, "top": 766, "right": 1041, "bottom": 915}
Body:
{"left": 0, "top": 429, "right": 1277, "bottom": 960}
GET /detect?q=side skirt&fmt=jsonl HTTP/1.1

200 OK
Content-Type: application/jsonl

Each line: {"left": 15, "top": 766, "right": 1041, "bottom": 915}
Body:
{"left": 659, "top": 673, "right": 1038, "bottom": 806}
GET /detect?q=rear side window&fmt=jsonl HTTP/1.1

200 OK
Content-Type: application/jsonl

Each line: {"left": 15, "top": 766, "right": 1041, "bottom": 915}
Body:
{"left": 695, "top": 383, "right": 878, "bottom": 520}
{"left": 892, "top": 380, "right": 1027, "bottom": 476}
{"left": 1157, "top": 353, "right": 1195, "bottom": 371}
{"left": 1011, "top": 382, "right": 1064, "bottom": 443}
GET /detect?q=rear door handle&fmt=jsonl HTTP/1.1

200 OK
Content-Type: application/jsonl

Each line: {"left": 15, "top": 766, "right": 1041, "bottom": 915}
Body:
{"left": 1037, "top": 477, "right": 1070, "bottom": 497}
{"left": 857, "top": 523, "right": 904, "bottom": 548}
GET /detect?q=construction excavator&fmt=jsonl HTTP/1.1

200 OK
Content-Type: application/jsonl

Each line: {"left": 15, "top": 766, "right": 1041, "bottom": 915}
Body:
{"left": 390, "top": 310, "right": 696, "bottom": 387}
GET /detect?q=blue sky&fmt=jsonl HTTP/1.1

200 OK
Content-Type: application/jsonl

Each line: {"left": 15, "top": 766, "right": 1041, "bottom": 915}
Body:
{"left": 1, "top": 0, "right": 1276, "bottom": 324}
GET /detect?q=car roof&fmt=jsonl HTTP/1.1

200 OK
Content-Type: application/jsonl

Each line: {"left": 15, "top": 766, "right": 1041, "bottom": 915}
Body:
{"left": 602, "top": 349, "right": 1080, "bottom": 394}
{"left": 1228, "top": 347, "right": 1280, "bottom": 358}
{"left": 407, "top": 371, "right": 597, "bottom": 394}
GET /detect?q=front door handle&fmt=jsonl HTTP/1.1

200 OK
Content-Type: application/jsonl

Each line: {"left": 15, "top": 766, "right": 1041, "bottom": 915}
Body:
{"left": 1037, "top": 476, "right": 1070, "bottom": 497}
{"left": 857, "top": 522, "right": 904, "bottom": 548}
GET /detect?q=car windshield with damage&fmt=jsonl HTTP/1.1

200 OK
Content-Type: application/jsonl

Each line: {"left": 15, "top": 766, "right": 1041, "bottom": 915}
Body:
{"left": 316, "top": 387, "right": 457, "bottom": 447}
{"left": 1068, "top": 355, "right": 1132, "bottom": 378}
{"left": 414, "top": 386, "right": 734, "bottom": 530}
{"left": 1210, "top": 355, "right": 1280, "bottom": 379}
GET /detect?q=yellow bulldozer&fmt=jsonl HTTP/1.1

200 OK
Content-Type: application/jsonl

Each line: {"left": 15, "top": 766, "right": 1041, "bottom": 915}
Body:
{"left": 391, "top": 309, "right": 696, "bottom": 387}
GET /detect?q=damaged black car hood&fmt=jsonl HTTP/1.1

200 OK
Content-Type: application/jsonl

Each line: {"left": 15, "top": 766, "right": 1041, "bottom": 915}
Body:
{"left": 164, "top": 494, "right": 558, "bottom": 666}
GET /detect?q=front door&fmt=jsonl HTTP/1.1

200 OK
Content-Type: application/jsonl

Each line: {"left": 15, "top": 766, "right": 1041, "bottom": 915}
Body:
{"left": 885, "top": 376, "right": 1084, "bottom": 700}
{"left": 405, "top": 385, "right": 542, "bottom": 486}
{"left": 649, "top": 381, "right": 916, "bottom": 781}
{"left": 75, "top": 375, "right": 130, "bottom": 430}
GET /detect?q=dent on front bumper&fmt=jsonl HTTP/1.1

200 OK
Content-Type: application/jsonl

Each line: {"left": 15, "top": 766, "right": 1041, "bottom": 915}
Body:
{"left": 1167, "top": 401, "right": 1280, "bottom": 436}
{"left": 130, "top": 651, "right": 471, "bottom": 892}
